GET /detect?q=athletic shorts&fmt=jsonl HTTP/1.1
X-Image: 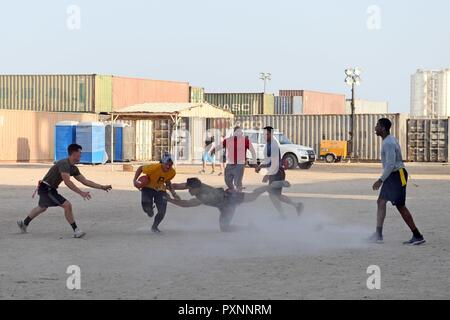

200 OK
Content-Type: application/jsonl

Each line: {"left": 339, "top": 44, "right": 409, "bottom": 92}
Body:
{"left": 217, "top": 191, "right": 245, "bottom": 232}
{"left": 38, "top": 183, "right": 67, "bottom": 208}
{"left": 379, "top": 168, "right": 408, "bottom": 207}
{"left": 268, "top": 168, "right": 286, "bottom": 196}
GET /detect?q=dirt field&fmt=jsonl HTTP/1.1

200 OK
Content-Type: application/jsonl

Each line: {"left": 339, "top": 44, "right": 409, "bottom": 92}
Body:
{"left": 1, "top": 162, "right": 449, "bottom": 300}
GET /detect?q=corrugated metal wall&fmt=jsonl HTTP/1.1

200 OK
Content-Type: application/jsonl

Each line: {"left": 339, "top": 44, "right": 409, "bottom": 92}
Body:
{"left": 0, "top": 75, "right": 96, "bottom": 112}
{"left": 0, "top": 109, "right": 98, "bottom": 162}
{"left": 263, "top": 94, "right": 274, "bottom": 114}
{"left": 235, "top": 114, "right": 405, "bottom": 160}
{"left": 204, "top": 93, "right": 265, "bottom": 115}
{"left": 274, "top": 96, "right": 293, "bottom": 114}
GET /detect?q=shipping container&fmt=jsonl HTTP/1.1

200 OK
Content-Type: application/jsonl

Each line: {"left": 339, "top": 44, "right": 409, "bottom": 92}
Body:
{"left": 293, "top": 96, "right": 303, "bottom": 114}
{"left": 263, "top": 94, "right": 274, "bottom": 115}
{"left": 204, "top": 93, "right": 265, "bottom": 115}
{"left": 345, "top": 99, "right": 388, "bottom": 114}
{"left": 302, "top": 90, "right": 346, "bottom": 114}
{"left": 0, "top": 109, "right": 98, "bottom": 162}
{"left": 274, "top": 96, "right": 293, "bottom": 114}
{"left": 0, "top": 75, "right": 96, "bottom": 112}
{"left": 234, "top": 114, "right": 406, "bottom": 161}
{"left": 112, "top": 76, "right": 189, "bottom": 110}
{"left": 95, "top": 75, "right": 113, "bottom": 113}
{"left": 407, "top": 119, "right": 448, "bottom": 162}
{"left": 279, "top": 90, "right": 304, "bottom": 97}
{"left": 189, "top": 86, "right": 205, "bottom": 103}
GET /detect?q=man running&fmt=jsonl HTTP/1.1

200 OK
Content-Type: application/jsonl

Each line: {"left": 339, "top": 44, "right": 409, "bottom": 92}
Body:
{"left": 255, "top": 126, "right": 303, "bottom": 218}
{"left": 167, "top": 178, "right": 290, "bottom": 232}
{"left": 213, "top": 126, "right": 256, "bottom": 191}
{"left": 133, "top": 154, "right": 180, "bottom": 233}
{"left": 17, "top": 144, "right": 112, "bottom": 238}
{"left": 369, "top": 118, "right": 425, "bottom": 245}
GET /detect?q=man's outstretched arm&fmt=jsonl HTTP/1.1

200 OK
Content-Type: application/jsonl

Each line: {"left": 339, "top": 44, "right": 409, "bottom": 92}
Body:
{"left": 75, "top": 174, "right": 112, "bottom": 191}
{"left": 167, "top": 197, "right": 203, "bottom": 208}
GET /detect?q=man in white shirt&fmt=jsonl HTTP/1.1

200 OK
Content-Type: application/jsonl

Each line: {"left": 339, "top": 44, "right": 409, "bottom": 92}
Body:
{"left": 370, "top": 118, "right": 425, "bottom": 245}
{"left": 255, "top": 126, "right": 303, "bottom": 218}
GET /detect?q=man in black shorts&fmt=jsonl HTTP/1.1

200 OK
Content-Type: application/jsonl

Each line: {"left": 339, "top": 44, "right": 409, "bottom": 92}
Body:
{"left": 17, "top": 144, "right": 112, "bottom": 238}
{"left": 255, "top": 126, "right": 303, "bottom": 218}
{"left": 370, "top": 118, "right": 425, "bottom": 245}
{"left": 167, "top": 178, "right": 290, "bottom": 232}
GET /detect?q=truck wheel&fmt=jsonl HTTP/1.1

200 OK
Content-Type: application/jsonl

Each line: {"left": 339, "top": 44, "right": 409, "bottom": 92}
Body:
{"left": 325, "top": 154, "right": 336, "bottom": 163}
{"left": 299, "top": 162, "right": 313, "bottom": 170}
{"left": 282, "top": 153, "right": 298, "bottom": 170}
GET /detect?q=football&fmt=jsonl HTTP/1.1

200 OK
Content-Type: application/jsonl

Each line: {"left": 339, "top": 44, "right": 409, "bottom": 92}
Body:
{"left": 136, "top": 175, "right": 149, "bottom": 189}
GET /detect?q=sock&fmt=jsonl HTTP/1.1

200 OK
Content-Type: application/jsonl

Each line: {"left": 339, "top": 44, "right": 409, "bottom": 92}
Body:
{"left": 412, "top": 228, "right": 422, "bottom": 238}
{"left": 24, "top": 216, "right": 32, "bottom": 226}
{"left": 376, "top": 226, "right": 383, "bottom": 237}
{"left": 71, "top": 222, "right": 78, "bottom": 231}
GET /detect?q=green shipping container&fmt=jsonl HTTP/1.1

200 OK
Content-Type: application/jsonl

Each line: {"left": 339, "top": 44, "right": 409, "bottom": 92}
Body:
{"left": 95, "top": 75, "right": 113, "bottom": 113}
{"left": 204, "top": 93, "right": 265, "bottom": 115}
{"left": 0, "top": 75, "right": 95, "bottom": 112}
{"left": 189, "top": 86, "right": 204, "bottom": 103}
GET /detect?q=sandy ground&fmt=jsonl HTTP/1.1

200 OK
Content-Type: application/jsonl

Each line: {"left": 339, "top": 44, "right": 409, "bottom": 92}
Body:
{"left": 0, "top": 162, "right": 449, "bottom": 300}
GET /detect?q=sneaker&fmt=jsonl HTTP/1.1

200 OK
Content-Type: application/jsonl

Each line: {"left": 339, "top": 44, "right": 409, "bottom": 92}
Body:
{"left": 270, "top": 180, "right": 291, "bottom": 188}
{"left": 367, "top": 232, "right": 384, "bottom": 244}
{"left": 403, "top": 235, "right": 426, "bottom": 246}
{"left": 295, "top": 203, "right": 304, "bottom": 216}
{"left": 73, "top": 228, "right": 86, "bottom": 239}
{"left": 218, "top": 172, "right": 223, "bottom": 176}
{"left": 151, "top": 226, "right": 162, "bottom": 234}
{"left": 17, "top": 220, "right": 28, "bottom": 234}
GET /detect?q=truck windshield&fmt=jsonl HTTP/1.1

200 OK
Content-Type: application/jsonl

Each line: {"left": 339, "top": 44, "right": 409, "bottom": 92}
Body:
{"left": 275, "top": 134, "right": 292, "bottom": 145}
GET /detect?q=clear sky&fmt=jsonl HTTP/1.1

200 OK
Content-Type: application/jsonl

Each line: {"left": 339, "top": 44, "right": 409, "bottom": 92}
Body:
{"left": 0, "top": 0, "right": 449, "bottom": 112}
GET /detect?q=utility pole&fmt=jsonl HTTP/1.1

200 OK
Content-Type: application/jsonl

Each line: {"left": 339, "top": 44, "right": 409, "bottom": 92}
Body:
{"left": 259, "top": 72, "right": 271, "bottom": 93}
{"left": 345, "top": 68, "right": 362, "bottom": 160}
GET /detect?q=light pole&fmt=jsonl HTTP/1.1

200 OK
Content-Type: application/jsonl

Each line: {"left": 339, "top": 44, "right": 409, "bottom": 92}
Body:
{"left": 345, "top": 67, "right": 362, "bottom": 160}
{"left": 259, "top": 72, "right": 271, "bottom": 93}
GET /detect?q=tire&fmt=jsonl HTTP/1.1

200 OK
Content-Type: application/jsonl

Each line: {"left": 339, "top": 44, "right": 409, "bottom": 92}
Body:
{"left": 325, "top": 154, "right": 336, "bottom": 163}
{"left": 282, "top": 153, "right": 298, "bottom": 170}
{"left": 299, "top": 162, "right": 313, "bottom": 170}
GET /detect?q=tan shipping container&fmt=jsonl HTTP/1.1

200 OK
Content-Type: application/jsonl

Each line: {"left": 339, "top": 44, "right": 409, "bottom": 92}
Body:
{"left": 112, "top": 76, "right": 190, "bottom": 110}
{"left": 0, "top": 109, "right": 98, "bottom": 162}
{"left": 302, "top": 90, "right": 346, "bottom": 114}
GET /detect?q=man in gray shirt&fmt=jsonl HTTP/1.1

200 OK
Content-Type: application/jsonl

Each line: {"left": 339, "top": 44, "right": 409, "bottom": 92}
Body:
{"left": 370, "top": 118, "right": 425, "bottom": 245}
{"left": 17, "top": 144, "right": 112, "bottom": 238}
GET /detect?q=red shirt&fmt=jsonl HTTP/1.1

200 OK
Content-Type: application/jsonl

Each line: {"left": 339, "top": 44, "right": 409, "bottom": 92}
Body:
{"left": 223, "top": 136, "right": 250, "bottom": 165}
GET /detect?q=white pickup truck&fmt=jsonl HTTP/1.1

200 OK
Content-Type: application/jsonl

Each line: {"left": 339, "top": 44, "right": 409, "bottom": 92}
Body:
{"left": 243, "top": 129, "right": 316, "bottom": 169}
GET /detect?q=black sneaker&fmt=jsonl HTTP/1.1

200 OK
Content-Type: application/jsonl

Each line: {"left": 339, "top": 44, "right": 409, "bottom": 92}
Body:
{"left": 151, "top": 226, "right": 162, "bottom": 234}
{"left": 403, "top": 235, "right": 426, "bottom": 246}
{"left": 367, "top": 232, "right": 384, "bottom": 244}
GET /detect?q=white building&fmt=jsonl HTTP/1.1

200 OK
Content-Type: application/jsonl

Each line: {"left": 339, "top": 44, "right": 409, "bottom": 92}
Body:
{"left": 410, "top": 68, "right": 450, "bottom": 118}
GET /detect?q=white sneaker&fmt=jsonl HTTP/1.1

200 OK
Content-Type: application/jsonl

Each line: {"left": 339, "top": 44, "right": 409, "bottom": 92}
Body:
{"left": 73, "top": 228, "right": 86, "bottom": 238}
{"left": 17, "top": 220, "right": 28, "bottom": 234}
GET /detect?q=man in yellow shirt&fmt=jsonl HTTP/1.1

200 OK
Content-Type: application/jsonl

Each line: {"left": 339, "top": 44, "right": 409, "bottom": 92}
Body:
{"left": 133, "top": 154, "right": 180, "bottom": 233}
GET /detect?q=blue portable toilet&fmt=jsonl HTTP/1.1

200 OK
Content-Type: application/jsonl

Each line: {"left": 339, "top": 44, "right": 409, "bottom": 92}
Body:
{"left": 106, "top": 123, "right": 128, "bottom": 162}
{"left": 76, "top": 122, "right": 106, "bottom": 164}
{"left": 54, "top": 121, "right": 78, "bottom": 161}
